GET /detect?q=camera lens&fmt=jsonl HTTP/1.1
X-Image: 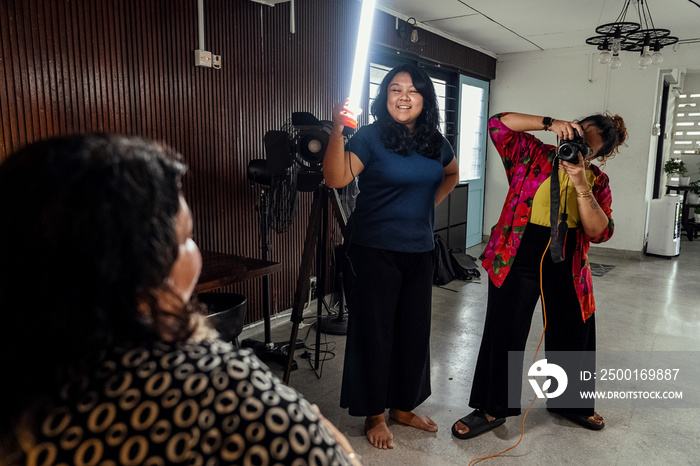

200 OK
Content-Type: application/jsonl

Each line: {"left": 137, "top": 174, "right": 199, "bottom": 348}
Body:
{"left": 558, "top": 143, "right": 579, "bottom": 163}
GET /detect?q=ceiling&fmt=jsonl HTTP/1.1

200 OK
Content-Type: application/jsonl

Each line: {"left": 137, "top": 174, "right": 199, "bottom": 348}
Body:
{"left": 376, "top": 0, "right": 700, "bottom": 57}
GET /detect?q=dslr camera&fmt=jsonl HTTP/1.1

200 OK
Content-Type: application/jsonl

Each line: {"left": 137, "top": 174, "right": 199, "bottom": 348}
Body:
{"left": 557, "top": 129, "right": 590, "bottom": 164}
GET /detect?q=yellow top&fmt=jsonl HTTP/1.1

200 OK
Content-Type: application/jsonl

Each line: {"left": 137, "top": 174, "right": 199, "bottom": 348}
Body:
{"left": 530, "top": 169, "right": 596, "bottom": 228}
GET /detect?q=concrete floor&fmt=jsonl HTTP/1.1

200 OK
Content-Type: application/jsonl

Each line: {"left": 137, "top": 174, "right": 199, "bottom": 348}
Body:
{"left": 238, "top": 235, "right": 700, "bottom": 465}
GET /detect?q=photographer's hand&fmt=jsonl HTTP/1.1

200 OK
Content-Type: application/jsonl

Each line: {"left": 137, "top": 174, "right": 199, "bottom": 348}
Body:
{"left": 561, "top": 153, "right": 609, "bottom": 239}
{"left": 550, "top": 119, "right": 584, "bottom": 141}
{"left": 559, "top": 153, "right": 588, "bottom": 191}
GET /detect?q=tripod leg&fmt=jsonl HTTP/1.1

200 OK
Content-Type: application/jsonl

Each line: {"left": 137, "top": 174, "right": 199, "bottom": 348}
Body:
{"left": 314, "top": 189, "right": 329, "bottom": 370}
{"left": 317, "top": 189, "right": 349, "bottom": 335}
{"left": 283, "top": 189, "right": 323, "bottom": 384}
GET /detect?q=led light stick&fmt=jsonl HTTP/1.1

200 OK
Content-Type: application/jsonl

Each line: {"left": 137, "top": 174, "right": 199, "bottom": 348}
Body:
{"left": 343, "top": 0, "right": 376, "bottom": 133}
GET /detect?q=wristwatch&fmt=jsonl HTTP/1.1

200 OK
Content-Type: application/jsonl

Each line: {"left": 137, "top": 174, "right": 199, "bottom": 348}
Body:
{"left": 542, "top": 116, "right": 554, "bottom": 131}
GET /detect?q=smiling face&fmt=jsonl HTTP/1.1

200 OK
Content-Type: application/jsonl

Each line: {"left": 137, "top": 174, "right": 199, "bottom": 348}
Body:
{"left": 386, "top": 72, "right": 424, "bottom": 131}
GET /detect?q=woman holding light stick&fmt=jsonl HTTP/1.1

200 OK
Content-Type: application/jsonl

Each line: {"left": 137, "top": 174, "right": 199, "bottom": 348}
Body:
{"left": 324, "top": 63, "right": 458, "bottom": 450}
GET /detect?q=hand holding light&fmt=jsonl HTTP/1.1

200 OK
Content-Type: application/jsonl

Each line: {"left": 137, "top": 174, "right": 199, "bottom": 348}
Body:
{"left": 332, "top": 99, "right": 362, "bottom": 133}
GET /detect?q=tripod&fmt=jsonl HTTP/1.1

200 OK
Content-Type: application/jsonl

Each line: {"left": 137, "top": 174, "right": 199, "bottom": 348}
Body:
{"left": 283, "top": 184, "right": 348, "bottom": 384}
{"left": 317, "top": 243, "right": 349, "bottom": 335}
{"left": 241, "top": 185, "right": 300, "bottom": 370}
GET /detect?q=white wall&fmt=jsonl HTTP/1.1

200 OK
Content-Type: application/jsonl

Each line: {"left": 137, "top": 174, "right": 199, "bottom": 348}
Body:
{"left": 484, "top": 43, "right": 700, "bottom": 252}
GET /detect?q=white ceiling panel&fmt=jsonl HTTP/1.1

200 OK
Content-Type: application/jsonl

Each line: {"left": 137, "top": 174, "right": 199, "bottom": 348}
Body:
{"left": 429, "top": 15, "right": 541, "bottom": 54}
{"left": 376, "top": 0, "right": 700, "bottom": 56}
{"left": 379, "top": 0, "right": 478, "bottom": 21}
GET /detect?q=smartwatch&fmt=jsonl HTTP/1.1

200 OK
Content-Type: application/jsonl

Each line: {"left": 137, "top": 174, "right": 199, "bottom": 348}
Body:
{"left": 542, "top": 116, "right": 554, "bottom": 131}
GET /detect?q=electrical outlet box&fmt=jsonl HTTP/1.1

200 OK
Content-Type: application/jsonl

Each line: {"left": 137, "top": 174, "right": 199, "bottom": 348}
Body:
{"left": 212, "top": 54, "right": 222, "bottom": 69}
{"left": 194, "top": 49, "right": 212, "bottom": 67}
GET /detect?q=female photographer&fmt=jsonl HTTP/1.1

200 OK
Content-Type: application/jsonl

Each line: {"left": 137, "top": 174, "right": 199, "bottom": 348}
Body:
{"left": 324, "top": 64, "right": 458, "bottom": 449}
{"left": 452, "top": 112, "right": 627, "bottom": 439}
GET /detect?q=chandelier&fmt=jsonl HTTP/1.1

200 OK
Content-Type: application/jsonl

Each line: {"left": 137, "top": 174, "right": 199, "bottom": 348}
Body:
{"left": 585, "top": 0, "right": 678, "bottom": 70}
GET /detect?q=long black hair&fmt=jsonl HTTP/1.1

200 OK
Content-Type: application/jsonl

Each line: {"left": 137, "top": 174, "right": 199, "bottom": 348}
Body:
{"left": 0, "top": 134, "right": 204, "bottom": 456}
{"left": 370, "top": 63, "right": 443, "bottom": 158}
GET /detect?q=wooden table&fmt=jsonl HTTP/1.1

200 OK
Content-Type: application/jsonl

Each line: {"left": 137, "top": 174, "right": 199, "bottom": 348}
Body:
{"left": 195, "top": 250, "right": 282, "bottom": 293}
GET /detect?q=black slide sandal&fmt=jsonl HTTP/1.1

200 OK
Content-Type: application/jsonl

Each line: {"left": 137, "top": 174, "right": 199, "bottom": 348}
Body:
{"left": 451, "top": 409, "right": 506, "bottom": 439}
{"left": 548, "top": 409, "right": 605, "bottom": 431}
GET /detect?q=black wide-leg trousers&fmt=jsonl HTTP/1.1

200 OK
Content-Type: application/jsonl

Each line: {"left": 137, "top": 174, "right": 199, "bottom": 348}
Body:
{"left": 469, "top": 224, "right": 596, "bottom": 418}
{"left": 340, "top": 243, "right": 433, "bottom": 417}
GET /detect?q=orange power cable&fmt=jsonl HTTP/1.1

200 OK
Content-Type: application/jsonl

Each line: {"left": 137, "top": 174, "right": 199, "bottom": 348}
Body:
{"left": 468, "top": 237, "right": 551, "bottom": 466}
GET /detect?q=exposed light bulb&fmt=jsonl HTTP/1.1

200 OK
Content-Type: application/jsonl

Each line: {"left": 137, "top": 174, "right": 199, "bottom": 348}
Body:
{"left": 651, "top": 51, "right": 663, "bottom": 65}
{"left": 410, "top": 26, "right": 419, "bottom": 43}
{"left": 599, "top": 50, "right": 612, "bottom": 64}
{"left": 611, "top": 38, "right": 622, "bottom": 54}
{"left": 609, "top": 56, "right": 622, "bottom": 69}
{"left": 639, "top": 46, "right": 652, "bottom": 67}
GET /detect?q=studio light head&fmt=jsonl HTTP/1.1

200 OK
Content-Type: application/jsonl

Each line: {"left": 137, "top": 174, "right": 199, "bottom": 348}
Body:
{"left": 248, "top": 111, "right": 332, "bottom": 192}
{"left": 246, "top": 158, "right": 272, "bottom": 186}
{"left": 290, "top": 112, "right": 333, "bottom": 173}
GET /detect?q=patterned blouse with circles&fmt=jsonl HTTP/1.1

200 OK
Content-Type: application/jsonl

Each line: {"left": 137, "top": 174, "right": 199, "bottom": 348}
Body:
{"left": 27, "top": 341, "right": 352, "bottom": 465}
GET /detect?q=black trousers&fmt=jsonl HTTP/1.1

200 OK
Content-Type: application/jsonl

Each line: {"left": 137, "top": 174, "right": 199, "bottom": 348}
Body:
{"left": 469, "top": 224, "right": 596, "bottom": 418}
{"left": 340, "top": 243, "right": 433, "bottom": 417}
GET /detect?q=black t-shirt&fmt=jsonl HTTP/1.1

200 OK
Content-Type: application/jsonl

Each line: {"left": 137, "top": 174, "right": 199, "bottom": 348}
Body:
{"left": 345, "top": 123, "right": 455, "bottom": 252}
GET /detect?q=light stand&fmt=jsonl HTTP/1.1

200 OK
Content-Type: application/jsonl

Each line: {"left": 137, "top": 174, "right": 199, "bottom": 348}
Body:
{"left": 283, "top": 185, "right": 347, "bottom": 384}
{"left": 241, "top": 179, "right": 299, "bottom": 370}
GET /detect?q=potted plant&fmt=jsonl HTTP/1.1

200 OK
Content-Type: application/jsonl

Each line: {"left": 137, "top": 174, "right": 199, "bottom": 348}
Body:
{"left": 663, "top": 159, "right": 688, "bottom": 186}
{"left": 694, "top": 206, "right": 700, "bottom": 223}
{"left": 688, "top": 180, "right": 700, "bottom": 205}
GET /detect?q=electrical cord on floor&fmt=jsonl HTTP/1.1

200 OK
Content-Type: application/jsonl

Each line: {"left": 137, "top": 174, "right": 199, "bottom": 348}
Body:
{"left": 468, "top": 237, "right": 552, "bottom": 465}
{"left": 300, "top": 292, "right": 339, "bottom": 327}
{"left": 299, "top": 297, "right": 338, "bottom": 379}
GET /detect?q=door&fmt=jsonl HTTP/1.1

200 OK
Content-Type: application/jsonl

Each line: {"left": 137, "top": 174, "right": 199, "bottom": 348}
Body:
{"left": 457, "top": 75, "right": 489, "bottom": 248}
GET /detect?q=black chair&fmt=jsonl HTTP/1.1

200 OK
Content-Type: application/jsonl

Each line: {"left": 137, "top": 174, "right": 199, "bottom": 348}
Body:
{"left": 199, "top": 293, "right": 246, "bottom": 347}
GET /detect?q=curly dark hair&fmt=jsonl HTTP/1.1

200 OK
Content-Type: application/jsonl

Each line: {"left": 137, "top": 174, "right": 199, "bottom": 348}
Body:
{"left": 579, "top": 113, "right": 628, "bottom": 161}
{"left": 0, "top": 134, "right": 204, "bottom": 451}
{"left": 370, "top": 63, "right": 443, "bottom": 158}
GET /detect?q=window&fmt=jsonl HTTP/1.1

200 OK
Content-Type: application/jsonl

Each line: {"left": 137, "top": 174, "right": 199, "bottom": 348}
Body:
{"left": 457, "top": 79, "right": 489, "bottom": 182}
{"left": 672, "top": 92, "right": 700, "bottom": 156}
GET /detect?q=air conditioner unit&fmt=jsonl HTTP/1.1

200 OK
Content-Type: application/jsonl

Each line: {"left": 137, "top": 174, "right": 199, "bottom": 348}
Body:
{"left": 646, "top": 195, "right": 682, "bottom": 257}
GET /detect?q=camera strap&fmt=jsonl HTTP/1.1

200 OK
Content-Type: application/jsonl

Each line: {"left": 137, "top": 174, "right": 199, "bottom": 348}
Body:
{"left": 549, "top": 156, "right": 568, "bottom": 263}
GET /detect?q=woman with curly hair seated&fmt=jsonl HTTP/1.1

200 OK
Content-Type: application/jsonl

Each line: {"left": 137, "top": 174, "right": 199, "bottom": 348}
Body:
{"left": 0, "top": 134, "right": 359, "bottom": 465}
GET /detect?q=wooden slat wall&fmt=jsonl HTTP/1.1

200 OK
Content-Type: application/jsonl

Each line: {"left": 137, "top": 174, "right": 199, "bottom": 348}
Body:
{"left": 0, "top": 0, "right": 496, "bottom": 325}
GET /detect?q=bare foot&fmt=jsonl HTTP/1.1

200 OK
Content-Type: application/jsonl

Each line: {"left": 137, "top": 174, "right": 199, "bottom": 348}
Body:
{"left": 365, "top": 414, "right": 394, "bottom": 450}
{"left": 389, "top": 409, "right": 438, "bottom": 432}
{"left": 453, "top": 412, "right": 495, "bottom": 436}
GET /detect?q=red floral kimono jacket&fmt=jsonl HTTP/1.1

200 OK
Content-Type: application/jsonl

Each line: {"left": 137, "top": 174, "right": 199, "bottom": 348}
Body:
{"left": 480, "top": 114, "right": 614, "bottom": 322}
